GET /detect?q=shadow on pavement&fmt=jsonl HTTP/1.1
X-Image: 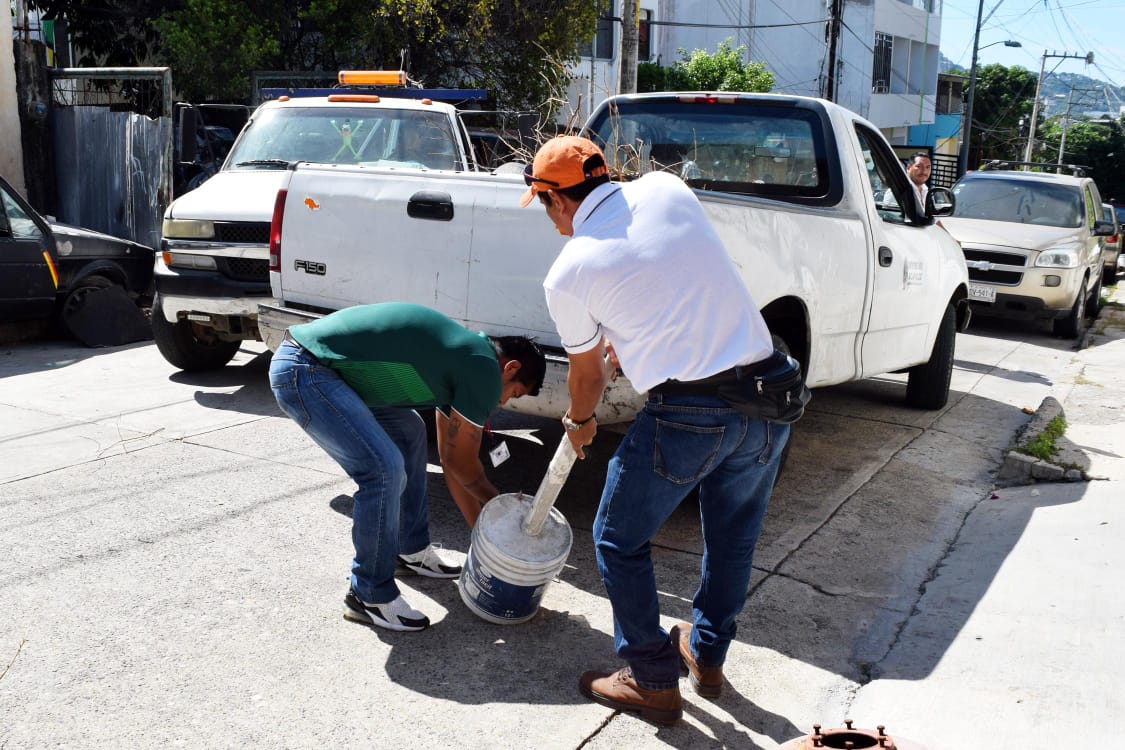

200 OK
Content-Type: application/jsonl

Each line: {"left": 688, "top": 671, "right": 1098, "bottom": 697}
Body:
{"left": 0, "top": 336, "right": 151, "bottom": 378}
{"left": 179, "top": 348, "right": 280, "bottom": 417}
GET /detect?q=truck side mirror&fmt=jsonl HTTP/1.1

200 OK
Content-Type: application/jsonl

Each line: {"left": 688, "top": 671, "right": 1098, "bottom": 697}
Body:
{"left": 927, "top": 186, "right": 955, "bottom": 217}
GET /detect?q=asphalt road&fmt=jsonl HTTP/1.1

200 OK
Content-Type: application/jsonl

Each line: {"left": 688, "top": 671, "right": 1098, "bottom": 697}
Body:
{"left": 0, "top": 309, "right": 1111, "bottom": 748}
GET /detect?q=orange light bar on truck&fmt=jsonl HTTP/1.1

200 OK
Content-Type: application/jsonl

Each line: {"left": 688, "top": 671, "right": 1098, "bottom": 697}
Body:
{"left": 327, "top": 94, "right": 381, "bottom": 103}
{"left": 338, "top": 70, "right": 406, "bottom": 86}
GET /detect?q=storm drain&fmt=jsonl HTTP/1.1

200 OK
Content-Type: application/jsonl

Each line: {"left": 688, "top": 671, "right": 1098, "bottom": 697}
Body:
{"left": 779, "top": 720, "right": 927, "bottom": 749}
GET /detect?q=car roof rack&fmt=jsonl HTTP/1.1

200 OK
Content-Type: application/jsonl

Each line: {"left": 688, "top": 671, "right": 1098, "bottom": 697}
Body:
{"left": 979, "top": 159, "right": 1089, "bottom": 177}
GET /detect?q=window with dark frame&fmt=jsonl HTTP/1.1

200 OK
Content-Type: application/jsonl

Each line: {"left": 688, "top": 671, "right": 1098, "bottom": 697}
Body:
{"left": 872, "top": 32, "right": 892, "bottom": 94}
{"left": 639, "top": 9, "right": 652, "bottom": 61}
{"left": 579, "top": 0, "right": 616, "bottom": 60}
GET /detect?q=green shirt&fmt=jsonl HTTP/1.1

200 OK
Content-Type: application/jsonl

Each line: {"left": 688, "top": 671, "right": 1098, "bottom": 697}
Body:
{"left": 289, "top": 303, "right": 501, "bottom": 426}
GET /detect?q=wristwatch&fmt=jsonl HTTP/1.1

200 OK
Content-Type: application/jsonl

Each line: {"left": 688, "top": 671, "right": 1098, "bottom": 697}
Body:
{"left": 562, "top": 412, "right": 595, "bottom": 432}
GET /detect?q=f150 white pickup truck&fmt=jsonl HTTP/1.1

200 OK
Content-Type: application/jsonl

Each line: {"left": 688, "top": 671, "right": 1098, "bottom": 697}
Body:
{"left": 259, "top": 92, "right": 971, "bottom": 420}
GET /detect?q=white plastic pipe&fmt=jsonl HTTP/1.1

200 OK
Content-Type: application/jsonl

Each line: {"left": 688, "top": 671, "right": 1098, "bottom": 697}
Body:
{"left": 521, "top": 436, "right": 577, "bottom": 536}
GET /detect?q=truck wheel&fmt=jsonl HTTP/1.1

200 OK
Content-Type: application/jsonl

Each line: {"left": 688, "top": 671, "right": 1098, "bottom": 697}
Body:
{"left": 1052, "top": 278, "right": 1086, "bottom": 339}
{"left": 151, "top": 293, "right": 240, "bottom": 371}
{"left": 906, "top": 303, "right": 955, "bottom": 410}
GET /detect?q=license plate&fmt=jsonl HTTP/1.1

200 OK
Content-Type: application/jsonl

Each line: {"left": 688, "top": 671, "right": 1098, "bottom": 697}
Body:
{"left": 968, "top": 283, "right": 996, "bottom": 303}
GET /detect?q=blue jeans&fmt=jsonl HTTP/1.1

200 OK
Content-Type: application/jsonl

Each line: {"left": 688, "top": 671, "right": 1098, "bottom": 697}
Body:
{"left": 593, "top": 393, "right": 788, "bottom": 690}
{"left": 269, "top": 340, "right": 431, "bottom": 603}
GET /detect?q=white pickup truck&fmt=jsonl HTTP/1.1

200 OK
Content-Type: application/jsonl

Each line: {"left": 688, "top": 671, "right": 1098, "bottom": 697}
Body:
{"left": 259, "top": 92, "right": 971, "bottom": 419}
{"left": 153, "top": 76, "right": 482, "bottom": 371}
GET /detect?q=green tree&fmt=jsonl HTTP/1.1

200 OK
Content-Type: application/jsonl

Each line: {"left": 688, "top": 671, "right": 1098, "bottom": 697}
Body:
{"left": 33, "top": 0, "right": 597, "bottom": 110}
{"left": 158, "top": 0, "right": 597, "bottom": 109}
{"left": 1037, "top": 118, "right": 1125, "bottom": 200}
{"left": 664, "top": 39, "right": 774, "bottom": 93}
{"left": 28, "top": 0, "right": 173, "bottom": 67}
{"left": 636, "top": 61, "right": 669, "bottom": 92}
{"left": 967, "top": 63, "right": 1038, "bottom": 167}
{"left": 155, "top": 0, "right": 291, "bottom": 102}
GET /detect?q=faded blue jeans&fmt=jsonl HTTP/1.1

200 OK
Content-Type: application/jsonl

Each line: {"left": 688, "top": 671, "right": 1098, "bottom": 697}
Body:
{"left": 269, "top": 340, "right": 431, "bottom": 604}
{"left": 593, "top": 392, "right": 788, "bottom": 690}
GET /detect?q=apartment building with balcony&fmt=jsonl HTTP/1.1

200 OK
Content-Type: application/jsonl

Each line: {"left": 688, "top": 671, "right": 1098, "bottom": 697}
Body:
{"left": 568, "top": 0, "right": 945, "bottom": 148}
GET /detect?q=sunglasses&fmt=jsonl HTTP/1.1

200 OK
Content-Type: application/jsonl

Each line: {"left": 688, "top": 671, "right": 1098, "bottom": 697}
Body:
{"left": 523, "top": 163, "right": 559, "bottom": 188}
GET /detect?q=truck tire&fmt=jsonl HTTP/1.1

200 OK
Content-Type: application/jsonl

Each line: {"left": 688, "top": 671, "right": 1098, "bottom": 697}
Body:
{"left": 905, "top": 303, "right": 955, "bottom": 410}
{"left": 151, "top": 292, "right": 240, "bottom": 371}
{"left": 1052, "top": 278, "right": 1086, "bottom": 339}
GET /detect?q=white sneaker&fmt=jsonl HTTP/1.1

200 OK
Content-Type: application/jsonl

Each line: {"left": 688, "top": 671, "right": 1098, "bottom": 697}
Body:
{"left": 397, "top": 544, "right": 462, "bottom": 579}
{"left": 343, "top": 587, "right": 430, "bottom": 632}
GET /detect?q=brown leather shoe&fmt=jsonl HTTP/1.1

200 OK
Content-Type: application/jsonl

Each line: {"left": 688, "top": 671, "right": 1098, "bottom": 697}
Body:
{"left": 670, "top": 622, "right": 724, "bottom": 698}
{"left": 578, "top": 667, "right": 682, "bottom": 725}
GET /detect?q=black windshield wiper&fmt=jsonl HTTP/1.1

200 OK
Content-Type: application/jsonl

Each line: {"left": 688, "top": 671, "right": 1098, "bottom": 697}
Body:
{"left": 235, "top": 159, "right": 291, "bottom": 168}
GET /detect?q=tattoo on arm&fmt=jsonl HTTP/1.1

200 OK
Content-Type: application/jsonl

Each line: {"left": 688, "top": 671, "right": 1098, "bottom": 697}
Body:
{"left": 446, "top": 413, "right": 463, "bottom": 439}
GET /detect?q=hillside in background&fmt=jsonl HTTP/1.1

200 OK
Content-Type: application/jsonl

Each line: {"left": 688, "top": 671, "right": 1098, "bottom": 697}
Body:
{"left": 940, "top": 53, "right": 1123, "bottom": 117}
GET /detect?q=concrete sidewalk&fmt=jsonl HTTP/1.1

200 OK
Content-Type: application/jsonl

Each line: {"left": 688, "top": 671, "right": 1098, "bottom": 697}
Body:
{"left": 849, "top": 284, "right": 1125, "bottom": 747}
{"left": 1, "top": 287, "right": 1122, "bottom": 748}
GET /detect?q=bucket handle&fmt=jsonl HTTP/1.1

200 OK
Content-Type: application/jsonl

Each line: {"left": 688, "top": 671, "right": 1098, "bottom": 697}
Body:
{"left": 521, "top": 436, "right": 577, "bottom": 536}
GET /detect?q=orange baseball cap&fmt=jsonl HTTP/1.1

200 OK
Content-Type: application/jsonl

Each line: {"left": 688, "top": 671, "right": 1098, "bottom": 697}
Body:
{"left": 519, "top": 135, "right": 609, "bottom": 207}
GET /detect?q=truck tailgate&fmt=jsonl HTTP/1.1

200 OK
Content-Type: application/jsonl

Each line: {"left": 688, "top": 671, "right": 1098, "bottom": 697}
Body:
{"left": 276, "top": 164, "right": 567, "bottom": 344}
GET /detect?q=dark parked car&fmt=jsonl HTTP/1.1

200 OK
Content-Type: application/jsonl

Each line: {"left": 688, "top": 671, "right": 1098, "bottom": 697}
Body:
{"left": 0, "top": 173, "right": 155, "bottom": 343}
{"left": 1102, "top": 203, "right": 1122, "bottom": 285}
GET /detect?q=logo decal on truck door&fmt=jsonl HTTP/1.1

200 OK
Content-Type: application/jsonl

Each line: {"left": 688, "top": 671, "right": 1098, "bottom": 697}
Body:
{"left": 304, "top": 197, "right": 321, "bottom": 211}
{"left": 295, "top": 260, "right": 327, "bottom": 275}
{"left": 904, "top": 260, "right": 924, "bottom": 287}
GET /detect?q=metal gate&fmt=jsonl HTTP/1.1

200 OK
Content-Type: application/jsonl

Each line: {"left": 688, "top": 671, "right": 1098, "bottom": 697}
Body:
{"left": 49, "top": 67, "right": 172, "bottom": 250}
{"left": 931, "top": 152, "right": 958, "bottom": 189}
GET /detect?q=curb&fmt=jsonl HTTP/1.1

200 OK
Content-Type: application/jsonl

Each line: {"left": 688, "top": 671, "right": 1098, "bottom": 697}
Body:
{"left": 994, "top": 288, "right": 1122, "bottom": 487}
{"left": 996, "top": 395, "right": 1088, "bottom": 486}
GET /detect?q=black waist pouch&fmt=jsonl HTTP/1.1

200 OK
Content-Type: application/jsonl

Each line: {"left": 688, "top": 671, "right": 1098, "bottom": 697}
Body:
{"left": 717, "top": 350, "right": 811, "bottom": 424}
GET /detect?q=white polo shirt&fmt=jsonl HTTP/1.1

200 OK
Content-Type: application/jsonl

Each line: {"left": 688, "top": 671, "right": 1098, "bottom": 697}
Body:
{"left": 543, "top": 171, "right": 773, "bottom": 393}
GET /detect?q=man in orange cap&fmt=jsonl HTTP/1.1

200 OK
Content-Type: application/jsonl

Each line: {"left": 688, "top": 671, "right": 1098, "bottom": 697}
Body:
{"left": 522, "top": 136, "right": 788, "bottom": 724}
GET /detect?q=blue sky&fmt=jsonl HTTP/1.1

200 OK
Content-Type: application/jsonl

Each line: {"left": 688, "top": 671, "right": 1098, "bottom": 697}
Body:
{"left": 939, "top": 0, "right": 1124, "bottom": 87}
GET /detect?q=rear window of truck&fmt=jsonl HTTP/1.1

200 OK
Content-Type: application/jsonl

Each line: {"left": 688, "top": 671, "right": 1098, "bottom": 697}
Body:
{"left": 583, "top": 96, "right": 839, "bottom": 206}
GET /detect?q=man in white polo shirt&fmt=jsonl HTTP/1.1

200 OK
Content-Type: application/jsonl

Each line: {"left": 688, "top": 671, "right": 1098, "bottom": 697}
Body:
{"left": 906, "top": 151, "right": 931, "bottom": 206}
{"left": 521, "top": 136, "right": 789, "bottom": 724}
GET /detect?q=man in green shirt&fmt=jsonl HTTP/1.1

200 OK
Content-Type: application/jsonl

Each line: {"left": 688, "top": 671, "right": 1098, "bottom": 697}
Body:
{"left": 269, "top": 302, "right": 545, "bottom": 632}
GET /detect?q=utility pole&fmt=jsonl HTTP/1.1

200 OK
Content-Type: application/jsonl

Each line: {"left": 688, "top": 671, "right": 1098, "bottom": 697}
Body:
{"left": 1057, "top": 88, "right": 1075, "bottom": 167}
{"left": 1057, "top": 86, "right": 1098, "bottom": 169}
{"left": 618, "top": 0, "right": 638, "bottom": 95}
{"left": 957, "top": 0, "right": 985, "bottom": 177}
{"left": 1024, "top": 50, "right": 1093, "bottom": 164}
{"left": 824, "top": 0, "right": 843, "bottom": 102}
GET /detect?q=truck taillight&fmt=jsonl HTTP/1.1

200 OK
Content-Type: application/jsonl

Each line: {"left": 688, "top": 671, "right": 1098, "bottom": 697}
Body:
{"left": 269, "top": 189, "right": 287, "bottom": 272}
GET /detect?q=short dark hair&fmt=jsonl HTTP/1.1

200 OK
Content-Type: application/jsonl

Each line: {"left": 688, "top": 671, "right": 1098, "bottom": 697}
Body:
{"left": 910, "top": 151, "right": 931, "bottom": 164}
{"left": 490, "top": 336, "right": 547, "bottom": 396}
{"left": 555, "top": 153, "right": 611, "bottom": 203}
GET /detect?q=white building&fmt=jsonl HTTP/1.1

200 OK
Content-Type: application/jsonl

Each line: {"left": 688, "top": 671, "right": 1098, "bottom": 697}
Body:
{"left": 567, "top": 0, "right": 942, "bottom": 145}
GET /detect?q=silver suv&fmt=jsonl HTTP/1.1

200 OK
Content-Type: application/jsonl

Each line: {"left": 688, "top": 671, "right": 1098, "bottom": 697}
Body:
{"left": 942, "top": 161, "right": 1114, "bottom": 338}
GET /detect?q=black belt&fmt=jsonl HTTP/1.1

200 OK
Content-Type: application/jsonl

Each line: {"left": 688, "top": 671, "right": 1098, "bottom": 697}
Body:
{"left": 649, "top": 350, "right": 786, "bottom": 396}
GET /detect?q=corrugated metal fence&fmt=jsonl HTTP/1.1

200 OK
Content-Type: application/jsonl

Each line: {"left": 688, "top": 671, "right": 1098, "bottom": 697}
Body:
{"left": 49, "top": 68, "right": 172, "bottom": 251}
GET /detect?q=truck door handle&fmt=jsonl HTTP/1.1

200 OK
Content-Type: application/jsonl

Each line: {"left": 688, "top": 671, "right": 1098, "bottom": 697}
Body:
{"left": 878, "top": 246, "right": 893, "bottom": 267}
{"left": 407, "top": 191, "right": 454, "bottom": 221}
